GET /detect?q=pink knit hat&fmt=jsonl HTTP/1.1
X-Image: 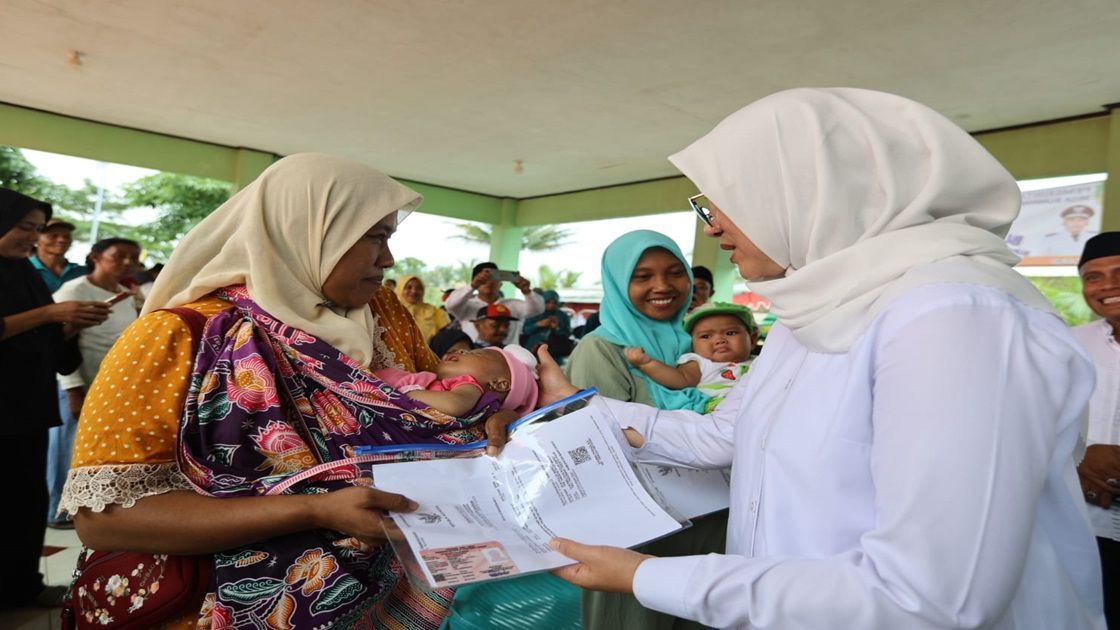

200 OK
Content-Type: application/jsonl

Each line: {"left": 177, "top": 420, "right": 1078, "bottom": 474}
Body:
{"left": 482, "top": 345, "right": 539, "bottom": 415}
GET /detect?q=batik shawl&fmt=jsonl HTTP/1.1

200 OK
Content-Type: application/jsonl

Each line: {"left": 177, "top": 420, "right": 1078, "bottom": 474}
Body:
{"left": 178, "top": 286, "right": 495, "bottom": 629}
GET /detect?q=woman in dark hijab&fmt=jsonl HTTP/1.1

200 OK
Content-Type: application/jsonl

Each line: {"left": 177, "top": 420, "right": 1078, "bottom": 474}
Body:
{"left": 0, "top": 188, "right": 108, "bottom": 609}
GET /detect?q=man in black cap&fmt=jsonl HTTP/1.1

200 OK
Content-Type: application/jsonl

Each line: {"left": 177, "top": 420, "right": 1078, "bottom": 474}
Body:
{"left": 1039, "top": 205, "right": 1098, "bottom": 256}
{"left": 1071, "top": 231, "right": 1120, "bottom": 627}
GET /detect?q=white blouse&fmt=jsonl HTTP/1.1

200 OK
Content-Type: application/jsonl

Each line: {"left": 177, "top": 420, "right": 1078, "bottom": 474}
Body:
{"left": 54, "top": 276, "right": 139, "bottom": 391}
{"left": 600, "top": 283, "right": 1104, "bottom": 629}
{"left": 1071, "top": 318, "right": 1120, "bottom": 542}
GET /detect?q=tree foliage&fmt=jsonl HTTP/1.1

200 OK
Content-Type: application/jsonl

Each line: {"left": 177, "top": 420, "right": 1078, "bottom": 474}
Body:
{"left": 1, "top": 146, "right": 231, "bottom": 261}
{"left": 536, "top": 264, "right": 582, "bottom": 289}
{"left": 452, "top": 222, "right": 573, "bottom": 251}
{"left": 121, "top": 173, "right": 232, "bottom": 260}
{"left": 0, "top": 146, "right": 76, "bottom": 209}
{"left": 1027, "top": 276, "right": 1093, "bottom": 326}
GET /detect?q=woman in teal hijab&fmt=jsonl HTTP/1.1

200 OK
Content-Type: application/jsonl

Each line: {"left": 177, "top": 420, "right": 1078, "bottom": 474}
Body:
{"left": 566, "top": 230, "right": 724, "bottom": 630}
{"left": 568, "top": 230, "right": 709, "bottom": 412}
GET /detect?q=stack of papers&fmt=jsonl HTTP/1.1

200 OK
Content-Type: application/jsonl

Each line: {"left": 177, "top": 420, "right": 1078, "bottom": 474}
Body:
{"left": 367, "top": 390, "right": 730, "bottom": 589}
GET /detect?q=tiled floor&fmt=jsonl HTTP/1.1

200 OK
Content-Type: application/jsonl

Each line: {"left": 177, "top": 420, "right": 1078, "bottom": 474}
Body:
{"left": 0, "top": 527, "right": 82, "bottom": 630}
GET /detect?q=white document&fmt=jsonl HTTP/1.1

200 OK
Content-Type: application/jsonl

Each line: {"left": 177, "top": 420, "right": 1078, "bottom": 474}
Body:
{"left": 635, "top": 463, "right": 731, "bottom": 520}
{"left": 371, "top": 405, "right": 683, "bottom": 589}
{"left": 1089, "top": 504, "right": 1120, "bottom": 542}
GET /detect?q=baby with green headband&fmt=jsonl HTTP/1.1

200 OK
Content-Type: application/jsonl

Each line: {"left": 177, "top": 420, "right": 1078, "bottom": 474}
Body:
{"left": 624, "top": 301, "right": 758, "bottom": 412}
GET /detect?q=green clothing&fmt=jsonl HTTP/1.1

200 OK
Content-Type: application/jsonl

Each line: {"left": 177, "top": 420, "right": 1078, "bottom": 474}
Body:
{"left": 566, "top": 334, "right": 727, "bottom": 630}
{"left": 567, "top": 334, "right": 652, "bottom": 404}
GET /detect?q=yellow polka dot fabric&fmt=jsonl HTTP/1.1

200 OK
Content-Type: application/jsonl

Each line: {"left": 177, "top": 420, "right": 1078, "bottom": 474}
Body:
{"left": 70, "top": 297, "right": 230, "bottom": 468}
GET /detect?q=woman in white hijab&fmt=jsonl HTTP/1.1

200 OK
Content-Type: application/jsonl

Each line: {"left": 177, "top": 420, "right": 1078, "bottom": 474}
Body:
{"left": 63, "top": 154, "right": 510, "bottom": 628}
{"left": 542, "top": 88, "right": 1105, "bottom": 629}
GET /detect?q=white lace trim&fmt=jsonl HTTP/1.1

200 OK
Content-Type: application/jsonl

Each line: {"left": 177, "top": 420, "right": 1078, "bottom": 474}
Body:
{"left": 370, "top": 313, "right": 403, "bottom": 370}
{"left": 59, "top": 462, "right": 194, "bottom": 517}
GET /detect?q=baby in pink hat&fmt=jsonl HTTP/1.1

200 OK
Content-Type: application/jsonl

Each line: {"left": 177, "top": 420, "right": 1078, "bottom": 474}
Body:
{"left": 375, "top": 344, "right": 539, "bottom": 417}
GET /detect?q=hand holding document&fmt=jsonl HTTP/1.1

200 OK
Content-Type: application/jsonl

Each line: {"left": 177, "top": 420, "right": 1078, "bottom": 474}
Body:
{"left": 369, "top": 398, "right": 683, "bottom": 589}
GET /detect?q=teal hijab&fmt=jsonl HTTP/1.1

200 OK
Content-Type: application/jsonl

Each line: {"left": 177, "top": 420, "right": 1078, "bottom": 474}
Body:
{"left": 591, "top": 230, "right": 709, "bottom": 412}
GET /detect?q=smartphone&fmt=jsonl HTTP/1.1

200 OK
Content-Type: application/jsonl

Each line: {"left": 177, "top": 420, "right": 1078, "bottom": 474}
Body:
{"left": 105, "top": 291, "right": 132, "bottom": 306}
{"left": 494, "top": 269, "right": 520, "bottom": 283}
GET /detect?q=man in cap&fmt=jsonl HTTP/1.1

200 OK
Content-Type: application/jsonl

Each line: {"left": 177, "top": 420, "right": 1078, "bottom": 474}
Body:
{"left": 1039, "top": 205, "right": 1098, "bottom": 256}
{"left": 472, "top": 303, "right": 518, "bottom": 348}
{"left": 1071, "top": 231, "right": 1120, "bottom": 627}
{"left": 29, "top": 218, "right": 87, "bottom": 530}
{"left": 29, "top": 218, "right": 85, "bottom": 292}
{"left": 445, "top": 261, "right": 544, "bottom": 345}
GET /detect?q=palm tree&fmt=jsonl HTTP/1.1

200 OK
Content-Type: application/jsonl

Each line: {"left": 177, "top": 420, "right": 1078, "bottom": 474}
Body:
{"left": 536, "top": 264, "right": 582, "bottom": 290}
{"left": 452, "top": 223, "right": 573, "bottom": 251}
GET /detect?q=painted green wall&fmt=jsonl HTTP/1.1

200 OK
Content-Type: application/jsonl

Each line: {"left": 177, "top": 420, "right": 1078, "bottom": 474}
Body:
{"left": 518, "top": 177, "right": 697, "bottom": 225}
{"left": 3, "top": 100, "right": 1115, "bottom": 252}
{"left": 974, "top": 115, "right": 1110, "bottom": 182}
{"left": 0, "top": 102, "right": 277, "bottom": 188}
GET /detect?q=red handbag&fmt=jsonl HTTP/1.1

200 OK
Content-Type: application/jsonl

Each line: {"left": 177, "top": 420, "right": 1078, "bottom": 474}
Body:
{"left": 60, "top": 550, "right": 212, "bottom": 629}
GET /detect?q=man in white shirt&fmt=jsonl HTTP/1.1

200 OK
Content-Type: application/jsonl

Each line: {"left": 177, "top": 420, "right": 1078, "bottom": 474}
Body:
{"left": 1072, "top": 231, "right": 1120, "bottom": 628}
{"left": 445, "top": 262, "right": 544, "bottom": 346}
{"left": 1039, "top": 205, "right": 1099, "bottom": 256}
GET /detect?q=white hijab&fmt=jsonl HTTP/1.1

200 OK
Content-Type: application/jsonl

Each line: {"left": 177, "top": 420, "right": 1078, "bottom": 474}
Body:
{"left": 142, "top": 152, "right": 421, "bottom": 367}
{"left": 669, "top": 87, "right": 1052, "bottom": 353}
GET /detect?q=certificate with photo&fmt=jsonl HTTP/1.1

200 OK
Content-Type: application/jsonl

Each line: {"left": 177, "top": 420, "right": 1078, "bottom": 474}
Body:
{"left": 370, "top": 400, "right": 684, "bottom": 589}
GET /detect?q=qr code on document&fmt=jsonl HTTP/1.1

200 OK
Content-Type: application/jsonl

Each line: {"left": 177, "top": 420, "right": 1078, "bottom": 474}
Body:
{"left": 569, "top": 446, "right": 590, "bottom": 465}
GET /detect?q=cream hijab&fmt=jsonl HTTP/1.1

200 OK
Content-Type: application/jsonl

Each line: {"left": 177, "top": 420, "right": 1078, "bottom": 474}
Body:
{"left": 142, "top": 153, "right": 421, "bottom": 367}
{"left": 669, "top": 88, "right": 1052, "bottom": 354}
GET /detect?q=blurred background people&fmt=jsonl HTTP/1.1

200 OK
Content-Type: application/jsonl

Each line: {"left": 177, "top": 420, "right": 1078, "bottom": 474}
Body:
{"left": 47, "top": 237, "right": 142, "bottom": 528}
{"left": 396, "top": 274, "right": 450, "bottom": 343}
{"left": 689, "top": 265, "right": 713, "bottom": 312}
{"left": 446, "top": 261, "right": 543, "bottom": 345}
{"left": 522, "top": 289, "right": 573, "bottom": 359}
{"left": 472, "top": 303, "right": 518, "bottom": 348}
{"left": 29, "top": 218, "right": 85, "bottom": 292}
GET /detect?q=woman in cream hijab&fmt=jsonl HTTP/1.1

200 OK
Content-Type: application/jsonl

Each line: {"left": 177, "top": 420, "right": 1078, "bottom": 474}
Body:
{"left": 395, "top": 274, "right": 450, "bottom": 343}
{"left": 63, "top": 153, "right": 500, "bottom": 628}
{"left": 543, "top": 89, "right": 1105, "bottom": 629}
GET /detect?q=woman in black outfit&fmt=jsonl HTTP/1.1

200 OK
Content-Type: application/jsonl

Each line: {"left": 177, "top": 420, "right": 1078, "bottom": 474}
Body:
{"left": 0, "top": 189, "right": 108, "bottom": 608}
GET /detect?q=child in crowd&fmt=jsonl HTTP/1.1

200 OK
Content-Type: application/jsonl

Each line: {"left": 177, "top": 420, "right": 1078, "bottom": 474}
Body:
{"left": 625, "top": 302, "right": 757, "bottom": 412}
{"left": 376, "top": 344, "right": 539, "bottom": 418}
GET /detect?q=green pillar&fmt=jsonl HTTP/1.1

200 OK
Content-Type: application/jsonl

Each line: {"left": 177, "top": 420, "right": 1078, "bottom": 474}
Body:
{"left": 1103, "top": 105, "right": 1120, "bottom": 232}
{"left": 691, "top": 219, "right": 738, "bottom": 301}
{"left": 489, "top": 198, "right": 524, "bottom": 297}
{"left": 230, "top": 148, "right": 276, "bottom": 192}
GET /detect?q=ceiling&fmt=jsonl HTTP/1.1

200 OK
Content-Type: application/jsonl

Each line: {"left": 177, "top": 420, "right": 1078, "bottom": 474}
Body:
{"left": 2, "top": 0, "right": 1119, "bottom": 198}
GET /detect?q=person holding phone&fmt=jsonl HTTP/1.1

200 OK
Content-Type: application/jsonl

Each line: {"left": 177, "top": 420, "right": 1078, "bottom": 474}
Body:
{"left": 47, "top": 237, "right": 142, "bottom": 528}
{"left": 0, "top": 188, "right": 103, "bottom": 608}
{"left": 446, "top": 261, "right": 544, "bottom": 346}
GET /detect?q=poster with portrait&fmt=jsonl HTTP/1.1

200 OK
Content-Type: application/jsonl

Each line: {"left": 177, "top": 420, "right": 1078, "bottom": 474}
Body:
{"left": 1005, "top": 181, "right": 1105, "bottom": 266}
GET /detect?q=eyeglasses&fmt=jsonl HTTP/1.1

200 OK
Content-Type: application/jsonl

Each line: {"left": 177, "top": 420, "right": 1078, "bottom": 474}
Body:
{"left": 688, "top": 193, "right": 713, "bottom": 227}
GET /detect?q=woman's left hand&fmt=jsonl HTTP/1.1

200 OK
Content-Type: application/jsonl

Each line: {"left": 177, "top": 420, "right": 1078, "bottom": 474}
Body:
{"left": 483, "top": 409, "right": 520, "bottom": 457}
{"left": 549, "top": 537, "right": 652, "bottom": 593}
{"left": 537, "top": 345, "right": 579, "bottom": 406}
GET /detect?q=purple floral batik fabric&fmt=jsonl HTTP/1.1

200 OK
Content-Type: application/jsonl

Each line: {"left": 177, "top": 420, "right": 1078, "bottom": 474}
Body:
{"left": 177, "top": 286, "right": 495, "bottom": 628}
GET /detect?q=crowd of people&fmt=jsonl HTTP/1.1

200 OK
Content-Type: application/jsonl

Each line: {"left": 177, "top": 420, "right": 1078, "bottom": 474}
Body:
{"left": 0, "top": 87, "right": 1115, "bottom": 629}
